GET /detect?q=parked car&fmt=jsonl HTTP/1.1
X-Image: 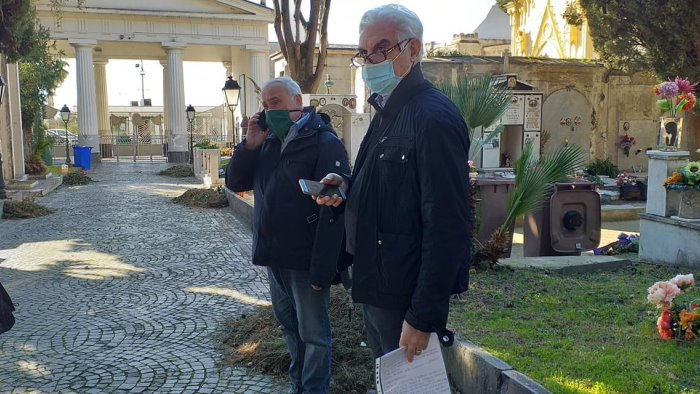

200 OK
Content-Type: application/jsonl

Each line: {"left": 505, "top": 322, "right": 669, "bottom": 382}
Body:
{"left": 47, "top": 129, "right": 78, "bottom": 144}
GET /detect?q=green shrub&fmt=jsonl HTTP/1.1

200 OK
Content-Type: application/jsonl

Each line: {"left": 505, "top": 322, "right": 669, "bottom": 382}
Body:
{"left": 586, "top": 158, "right": 619, "bottom": 178}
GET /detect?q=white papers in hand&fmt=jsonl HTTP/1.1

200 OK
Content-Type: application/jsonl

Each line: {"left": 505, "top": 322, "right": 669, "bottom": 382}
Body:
{"left": 375, "top": 332, "right": 451, "bottom": 394}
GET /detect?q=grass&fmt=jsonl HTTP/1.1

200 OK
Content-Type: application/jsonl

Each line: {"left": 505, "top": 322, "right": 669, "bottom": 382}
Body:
{"left": 220, "top": 158, "right": 229, "bottom": 170}
{"left": 448, "top": 262, "right": 700, "bottom": 394}
{"left": 220, "top": 287, "right": 374, "bottom": 393}
{"left": 46, "top": 165, "right": 81, "bottom": 176}
{"left": 2, "top": 200, "right": 54, "bottom": 219}
{"left": 173, "top": 188, "right": 228, "bottom": 208}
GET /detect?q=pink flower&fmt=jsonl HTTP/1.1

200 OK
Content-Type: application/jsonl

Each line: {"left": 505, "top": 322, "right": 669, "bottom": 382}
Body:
{"left": 670, "top": 274, "right": 695, "bottom": 291}
{"left": 647, "top": 281, "right": 681, "bottom": 308}
{"left": 675, "top": 77, "right": 697, "bottom": 95}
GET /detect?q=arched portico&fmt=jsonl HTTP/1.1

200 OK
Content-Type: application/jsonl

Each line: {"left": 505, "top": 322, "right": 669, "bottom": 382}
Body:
{"left": 36, "top": 0, "right": 273, "bottom": 163}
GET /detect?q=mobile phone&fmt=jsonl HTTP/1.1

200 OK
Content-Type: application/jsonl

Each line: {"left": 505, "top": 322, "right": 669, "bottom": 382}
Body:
{"left": 298, "top": 179, "right": 346, "bottom": 199}
{"left": 257, "top": 111, "right": 268, "bottom": 130}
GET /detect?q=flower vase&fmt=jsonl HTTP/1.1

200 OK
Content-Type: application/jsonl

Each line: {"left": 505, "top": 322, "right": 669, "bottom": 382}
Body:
{"left": 678, "top": 188, "right": 700, "bottom": 219}
{"left": 657, "top": 116, "right": 684, "bottom": 151}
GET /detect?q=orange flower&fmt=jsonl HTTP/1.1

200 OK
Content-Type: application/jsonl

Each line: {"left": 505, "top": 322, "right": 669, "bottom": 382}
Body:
{"left": 664, "top": 172, "right": 683, "bottom": 186}
{"left": 681, "top": 92, "right": 697, "bottom": 112}
{"left": 680, "top": 309, "right": 699, "bottom": 331}
{"left": 657, "top": 310, "right": 674, "bottom": 340}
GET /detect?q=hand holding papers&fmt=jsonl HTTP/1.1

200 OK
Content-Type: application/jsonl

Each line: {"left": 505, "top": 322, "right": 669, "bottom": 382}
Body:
{"left": 375, "top": 332, "right": 451, "bottom": 394}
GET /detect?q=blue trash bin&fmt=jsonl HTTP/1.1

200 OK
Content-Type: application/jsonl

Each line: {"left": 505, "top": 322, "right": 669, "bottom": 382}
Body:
{"left": 72, "top": 146, "right": 93, "bottom": 170}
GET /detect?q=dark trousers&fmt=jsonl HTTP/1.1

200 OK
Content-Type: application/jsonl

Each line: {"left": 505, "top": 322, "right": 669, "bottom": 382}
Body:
{"left": 361, "top": 303, "right": 408, "bottom": 359}
{"left": 268, "top": 267, "right": 331, "bottom": 394}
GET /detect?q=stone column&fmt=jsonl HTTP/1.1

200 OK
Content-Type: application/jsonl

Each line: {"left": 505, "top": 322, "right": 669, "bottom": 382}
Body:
{"left": 162, "top": 42, "right": 188, "bottom": 163}
{"left": 70, "top": 39, "right": 100, "bottom": 162}
{"left": 646, "top": 150, "right": 689, "bottom": 217}
{"left": 246, "top": 49, "right": 270, "bottom": 120}
{"left": 159, "top": 59, "right": 169, "bottom": 135}
{"left": 6, "top": 62, "right": 25, "bottom": 179}
{"left": 94, "top": 59, "right": 111, "bottom": 158}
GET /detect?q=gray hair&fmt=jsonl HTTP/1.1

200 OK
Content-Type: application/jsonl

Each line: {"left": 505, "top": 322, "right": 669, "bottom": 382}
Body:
{"left": 359, "top": 4, "right": 424, "bottom": 61}
{"left": 262, "top": 77, "right": 302, "bottom": 97}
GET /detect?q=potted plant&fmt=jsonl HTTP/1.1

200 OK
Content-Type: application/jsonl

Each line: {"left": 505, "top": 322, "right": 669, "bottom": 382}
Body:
{"left": 664, "top": 161, "right": 700, "bottom": 219}
{"left": 616, "top": 172, "right": 646, "bottom": 201}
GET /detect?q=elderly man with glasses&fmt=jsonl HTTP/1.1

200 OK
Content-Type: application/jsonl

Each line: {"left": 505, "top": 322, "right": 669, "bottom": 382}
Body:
{"left": 316, "top": 3, "right": 472, "bottom": 368}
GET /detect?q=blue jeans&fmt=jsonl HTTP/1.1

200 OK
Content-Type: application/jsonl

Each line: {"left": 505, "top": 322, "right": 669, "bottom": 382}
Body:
{"left": 361, "top": 303, "right": 408, "bottom": 359}
{"left": 267, "top": 267, "right": 331, "bottom": 394}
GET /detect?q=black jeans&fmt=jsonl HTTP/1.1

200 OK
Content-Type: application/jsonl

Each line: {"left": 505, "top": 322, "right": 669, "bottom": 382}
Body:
{"left": 361, "top": 303, "right": 408, "bottom": 359}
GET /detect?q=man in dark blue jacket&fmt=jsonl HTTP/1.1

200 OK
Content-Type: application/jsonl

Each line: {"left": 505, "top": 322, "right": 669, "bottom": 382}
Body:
{"left": 226, "top": 77, "right": 350, "bottom": 394}
{"left": 316, "top": 4, "right": 471, "bottom": 364}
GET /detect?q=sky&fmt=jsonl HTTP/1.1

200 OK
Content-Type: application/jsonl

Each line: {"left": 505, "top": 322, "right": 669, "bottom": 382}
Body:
{"left": 52, "top": 1, "right": 497, "bottom": 109}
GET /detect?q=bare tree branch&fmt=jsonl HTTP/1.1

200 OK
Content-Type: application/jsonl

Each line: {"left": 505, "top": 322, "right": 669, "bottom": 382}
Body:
{"left": 310, "top": 0, "right": 331, "bottom": 93}
{"left": 272, "top": 0, "right": 289, "bottom": 65}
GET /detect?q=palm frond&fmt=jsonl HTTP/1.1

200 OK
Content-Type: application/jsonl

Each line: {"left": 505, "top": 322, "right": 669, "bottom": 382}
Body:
{"left": 501, "top": 143, "right": 586, "bottom": 229}
{"left": 435, "top": 74, "right": 513, "bottom": 145}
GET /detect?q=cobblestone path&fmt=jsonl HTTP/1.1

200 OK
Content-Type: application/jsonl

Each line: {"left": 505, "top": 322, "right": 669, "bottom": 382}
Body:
{"left": 0, "top": 164, "right": 283, "bottom": 393}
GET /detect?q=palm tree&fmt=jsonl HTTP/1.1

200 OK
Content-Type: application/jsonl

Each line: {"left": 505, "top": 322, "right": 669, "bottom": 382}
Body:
{"left": 483, "top": 142, "right": 587, "bottom": 267}
{"left": 435, "top": 73, "right": 512, "bottom": 160}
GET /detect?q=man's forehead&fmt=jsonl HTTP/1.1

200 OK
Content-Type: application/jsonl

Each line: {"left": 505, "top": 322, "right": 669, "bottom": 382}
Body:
{"left": 262, "top": 83, "right": 288, "bottom": 99}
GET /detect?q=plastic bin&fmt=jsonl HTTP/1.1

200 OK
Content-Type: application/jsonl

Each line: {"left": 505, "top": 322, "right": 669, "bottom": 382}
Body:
{"left": 72, "top": 146, "right": 93, "bottom": 170}
{"left": 523, "top": 182, "right": 601, "bottom": 257}
{"left": 475, "top": 178, "right": 516, "bottom": 257}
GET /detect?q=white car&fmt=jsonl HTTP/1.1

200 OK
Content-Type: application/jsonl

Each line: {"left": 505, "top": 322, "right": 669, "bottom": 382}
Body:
{"left": 47, "top": 129, "right": 78, "bottom": 143}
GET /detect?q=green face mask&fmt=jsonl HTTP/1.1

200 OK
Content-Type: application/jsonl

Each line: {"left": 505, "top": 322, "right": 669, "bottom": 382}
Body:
{"left": 266, "top": 110, "right": 301, "bottom": 140}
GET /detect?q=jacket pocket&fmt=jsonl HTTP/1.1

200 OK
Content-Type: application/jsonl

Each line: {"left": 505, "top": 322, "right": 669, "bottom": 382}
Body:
{"left": 377, "top": 232, "right": 421, "bottom": 296}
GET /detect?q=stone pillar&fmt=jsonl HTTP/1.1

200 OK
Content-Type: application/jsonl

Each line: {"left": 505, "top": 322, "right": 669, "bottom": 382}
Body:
{"left": 162, "top": 42, "right": 188, "bottom": 163}
{"left": 646, "top": 150, "right": 689, "bottom": 217}
{"left": 6, "top": 62, "right": 25, "bottom": 179}
{"left": 94, "top": 59, "right": 111, "bottom": 158}
{"left": 247, "top": 49, "right": 270, "bottom": 120}
{"left": 70, "top": 39, "right": 100, "bottom": 162}
{"left": 160, "top": 59, "right": 169, "bottom": 135}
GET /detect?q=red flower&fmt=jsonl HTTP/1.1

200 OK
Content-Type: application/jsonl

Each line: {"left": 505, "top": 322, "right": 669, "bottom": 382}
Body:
{"left": 657, "top": 310, "right": 674, "bottom": 340}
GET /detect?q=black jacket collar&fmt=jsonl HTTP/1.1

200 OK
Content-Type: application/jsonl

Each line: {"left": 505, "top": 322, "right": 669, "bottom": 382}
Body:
{"left": 367, "top": 63, "right": 426, "bottom": 115}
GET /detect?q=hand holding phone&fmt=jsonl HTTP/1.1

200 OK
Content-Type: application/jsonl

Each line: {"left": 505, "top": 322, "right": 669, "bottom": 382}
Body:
{"left": 299, "top": 179, "right": 346, "bottom": 199}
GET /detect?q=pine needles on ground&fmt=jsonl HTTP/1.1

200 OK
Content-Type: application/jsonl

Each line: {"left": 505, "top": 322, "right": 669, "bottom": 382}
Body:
{"left": 2, "top": 200, "right": 54, "bottom": 219}
{"left": 220, "top": 287, "right": 374, "bottom": 393}
{"left": 158, "top": 165, "right": 194, "bottom": 177}
{"left": 172, "top": 188, "right": 228, "bottom": 208}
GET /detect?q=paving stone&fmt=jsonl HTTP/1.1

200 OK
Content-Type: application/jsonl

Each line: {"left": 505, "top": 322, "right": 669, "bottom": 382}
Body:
{"left": 0, "top": 163, "right": 283, "bottom": 393}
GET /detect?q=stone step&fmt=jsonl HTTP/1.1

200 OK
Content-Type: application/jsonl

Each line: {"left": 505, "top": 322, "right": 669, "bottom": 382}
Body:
{"left": 5, "top": 180, "right": 38, "bottom": 190}
{"left": 499, "top": 255, "right": 633, "bottom": 274}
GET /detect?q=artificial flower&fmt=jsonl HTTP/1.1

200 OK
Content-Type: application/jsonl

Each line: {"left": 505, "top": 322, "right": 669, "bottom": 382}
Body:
{"left": 657, "top": 309, "right": 674, "bottom": 340}
{"left": 675, "top": 76, "right": 698, "bottom": 95}
{"left": 664, "top": 172, "right": 683, "bottom": 186}
{"left": 671, "top": 273, "right": 695, "bottom": 291}
{"left": 654, "top": 77, "right": 698, "bottom": 117}
{"left": 680, "top": 309, "right": 699, "bottom": 331}
{"left": 678, "top": 92, "right": 697, "bottom": 112}
{"left": 681, "top": 162, "right": 700, "bottom": 185}
{"left": 657, "top": 81, "right": 680, "bottom": 98}
{"left": 647, "top": 281, "right": 681, "bottom": 308}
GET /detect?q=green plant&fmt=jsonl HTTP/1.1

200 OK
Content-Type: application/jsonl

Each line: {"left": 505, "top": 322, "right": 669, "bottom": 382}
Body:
{"left": 435, "top": 74, "right": 513, "bottom": 160}
{"left": 586, "top": 158, "right": 619, "bottom": 178}
{"left": 194, "top": 141, "right": 218, "bottom": 149}
{"left": 481, "top": 143, "right": 586, "bottom": 268}
{"left": 25, "top": 153, "right": 46, "bottom": 175}
{"left": 562, "top": 1, "right": 584, "bottom": 26}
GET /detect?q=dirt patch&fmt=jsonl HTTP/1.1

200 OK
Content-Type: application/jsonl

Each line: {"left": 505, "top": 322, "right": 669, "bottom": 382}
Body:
{"left": 2, "top": 200, "right": 55, "bottom": 219}
{"left": 219, "top": 287, "right": 374, "bottom": 393}
{"left": 158, "top": 165, "right": 194, "bottom": 177}
{"left": 173, "top": 188, "right": 228, "bottom": 208}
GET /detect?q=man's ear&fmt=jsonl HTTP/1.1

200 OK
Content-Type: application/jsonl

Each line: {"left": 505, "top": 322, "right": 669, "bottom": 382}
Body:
{"left": 294, "top": 94, "right": 303, "bottom": 107}
{"left": 409, "top": 39, "right": 421, "bottom": 61}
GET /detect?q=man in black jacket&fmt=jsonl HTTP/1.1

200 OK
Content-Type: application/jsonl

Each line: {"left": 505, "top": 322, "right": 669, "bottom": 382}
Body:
{"left": 316, "top": 4, "right": 471, "bottom": 363}
{"left": 226, "top": 77, "right": 350, "bottom": 394}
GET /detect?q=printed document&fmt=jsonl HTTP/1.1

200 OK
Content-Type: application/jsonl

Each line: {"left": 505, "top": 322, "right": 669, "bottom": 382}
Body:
{"left": 375, "top": 332, "right": 451, "bottom": 394}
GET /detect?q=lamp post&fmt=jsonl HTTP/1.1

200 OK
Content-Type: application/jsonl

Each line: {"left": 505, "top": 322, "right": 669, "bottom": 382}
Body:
{"left": 186, "top": 104, "right": 196, "bottom": 164}
{"left": 324, "top": 74, "right": 334, "bottom": 94}
{"left": 222, "top": 74, "right": 263, "bottom": 144}
{"left": 60, "top": 104, "right": 72, "bottom": 166}
{"left": 0, "top": 75, "right": 7, "bottom": 199}
{"left": 222, "top": 76, "right": 241, "bottom": 144}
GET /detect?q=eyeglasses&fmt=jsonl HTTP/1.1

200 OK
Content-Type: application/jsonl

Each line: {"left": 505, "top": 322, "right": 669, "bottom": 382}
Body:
{"left": 351, "top": 39, "right": 411, "bottom": 67}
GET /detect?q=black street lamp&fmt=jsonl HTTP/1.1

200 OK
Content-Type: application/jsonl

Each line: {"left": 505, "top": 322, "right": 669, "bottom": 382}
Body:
{"left": 186, "top": 104, "right": 196, "bottom": 164}
{"left": 0, "top": 75, "right": 7, "bottom": 199}
{"left": 60, "top": 104, "right": 72, "bottom": 166}
{"left": 222, "top": 76, "right": 241, "bottom": 143}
